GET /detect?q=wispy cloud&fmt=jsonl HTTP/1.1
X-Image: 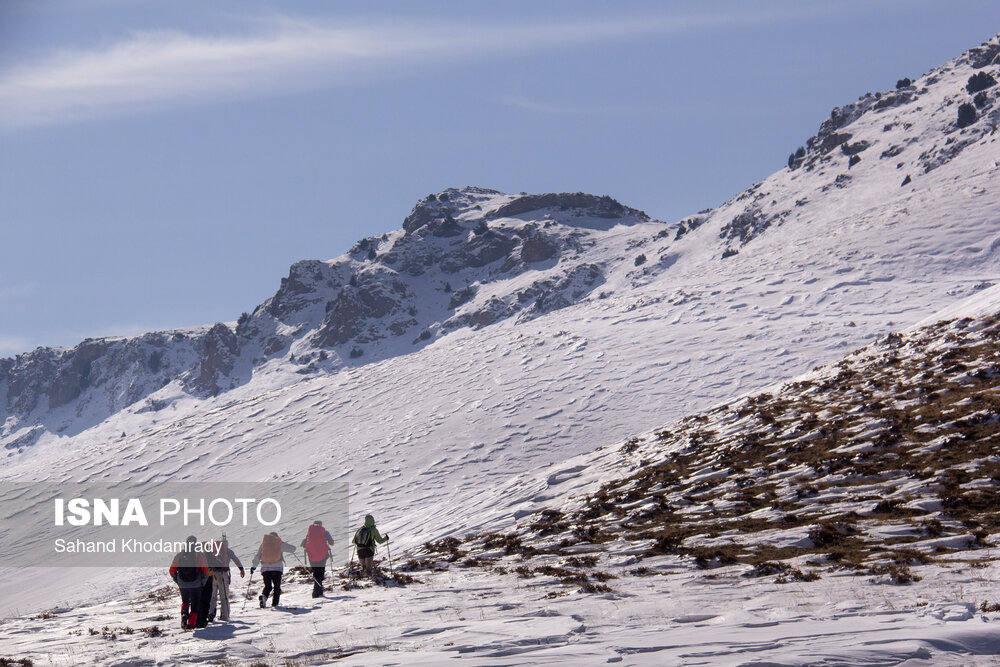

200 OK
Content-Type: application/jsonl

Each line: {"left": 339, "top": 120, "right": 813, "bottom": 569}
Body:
{"left": 0, "top": 9, "right": 825, "bottom": 128}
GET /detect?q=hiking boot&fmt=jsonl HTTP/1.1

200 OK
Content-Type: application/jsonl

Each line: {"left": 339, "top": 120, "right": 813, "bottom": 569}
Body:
{"left": 258, "top": 595, "right": 265, "bottom": 608}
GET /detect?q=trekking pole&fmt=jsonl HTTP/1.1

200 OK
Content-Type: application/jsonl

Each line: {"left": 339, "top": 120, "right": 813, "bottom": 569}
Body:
{"left": 241, "top": 570, "right": 254, "bottom": 611}
{"left": 292, "top": 552, "right": 325, "bottom": 592}
{"left": 386, "top": 538, "right": 394, "bottom": 578}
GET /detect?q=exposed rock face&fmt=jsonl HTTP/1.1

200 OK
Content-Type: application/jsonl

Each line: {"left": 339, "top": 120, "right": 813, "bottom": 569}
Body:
{"left": 266, "top": 260, "right": 343, "bottom": 321}
{"left": 969, "top": 41, "right": 1000, "bottom": 69}
{"left": 402, "top": 187, "right": 503, "bottom": 234}
{"left": 187, "top": 323, "right": 239, "bottom": 396}
{"left": 0, "top": 330, "right": 201, "bottom": 451}
{"left": 521, "top": 234, "right": 558, "bottom": 264}
{"left": 489, "top": 192, "right": 650, "bottom": 221}
{"left": 48, "top": 340, "right": 111, "bottom": 409}
{"left": 312, "top": 275, "right": 413, "bottom": 347}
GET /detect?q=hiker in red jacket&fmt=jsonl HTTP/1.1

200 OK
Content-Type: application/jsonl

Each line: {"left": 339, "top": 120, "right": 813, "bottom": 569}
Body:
{"left": 168, "top": 535, "right": 210, "bottom": 630}
{"left": 300, "top": 520, "right": 335, "bottom": 598}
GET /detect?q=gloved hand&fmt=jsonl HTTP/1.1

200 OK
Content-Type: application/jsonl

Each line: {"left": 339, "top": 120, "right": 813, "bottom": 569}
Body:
{"left": 250, "top": 567, "right": 256, "bottom": 575}
{"left": 385, "top": 533, "right": 389, "bottom": 541}
{"left": 239, "top": 567, "right": 246, "bottom": 578}
{"left": 171, "top": 573, "right": 178, "bottom": 584}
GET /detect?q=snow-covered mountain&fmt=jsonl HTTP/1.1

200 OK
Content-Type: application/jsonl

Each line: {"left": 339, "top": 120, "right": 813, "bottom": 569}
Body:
{"left": 1, "top": 30, "right": 999, "bottom": 641}
{"left": 0, "top": 189, "right": 652, "bottom": 452}
{"left": 4, "top": 37, "right": 999, "bottom": 461}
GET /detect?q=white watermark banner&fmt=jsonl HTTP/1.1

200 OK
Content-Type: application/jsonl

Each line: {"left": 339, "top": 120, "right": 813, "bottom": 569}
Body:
{"left": 0, "top": 482, "right": 348, "bottom": 566}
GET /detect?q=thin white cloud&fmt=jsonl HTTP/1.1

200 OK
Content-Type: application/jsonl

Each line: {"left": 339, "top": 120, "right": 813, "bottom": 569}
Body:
{"left": 0, "top": 9, "right": 826, "bottom": 128}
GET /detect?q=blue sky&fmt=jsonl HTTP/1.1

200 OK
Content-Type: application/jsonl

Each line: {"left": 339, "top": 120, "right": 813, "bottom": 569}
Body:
{"left": 2, "top": 1, "right": 1000, "bottom": 357}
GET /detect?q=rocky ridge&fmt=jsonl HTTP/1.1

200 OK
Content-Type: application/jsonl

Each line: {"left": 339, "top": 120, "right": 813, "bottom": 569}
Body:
{"left": 0, "top": 189, "right": 657, "bottom": 452}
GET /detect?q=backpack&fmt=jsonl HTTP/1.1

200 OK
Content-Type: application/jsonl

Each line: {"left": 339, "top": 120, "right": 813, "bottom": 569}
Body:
{"left": 354, "top": 526, "right": 373, "bottom": 549}
{"left": 261, "top": 534, "right": 283, "bottom": 563}
{"left": 175, "top": 550, "right": 201, "bottom": 582}
{"left": 305, "top": 524, "right": 329, "bottom": 561}
{"left": 205, "top": 542, "right": 223, "bottom": 569}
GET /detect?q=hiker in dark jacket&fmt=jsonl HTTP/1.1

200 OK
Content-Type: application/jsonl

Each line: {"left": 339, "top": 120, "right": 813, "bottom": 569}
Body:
{"left": 193, "top": 540, "right": 226, "bottom": 627}
{"left": 208, "top": 536, "right": 245, "bottom": 622}
{"left": 300, "top": 520, "right": 336, "bottom": 598}
{"left": 250, "top": 531, "right": 296, "bottom": 608}
{"left": 352, "top": 514, "right": 388, "bottom": 575}
{"left": 168, "top": 536, "right": 210, "bottom": 630}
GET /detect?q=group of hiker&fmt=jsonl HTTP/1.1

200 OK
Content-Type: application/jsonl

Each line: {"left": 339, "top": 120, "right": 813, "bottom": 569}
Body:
{"left": 167, "top": 535, "right": 244, "bottom": 629}
{"left": 168, "top": 515, "right": 389, "bottom": 630}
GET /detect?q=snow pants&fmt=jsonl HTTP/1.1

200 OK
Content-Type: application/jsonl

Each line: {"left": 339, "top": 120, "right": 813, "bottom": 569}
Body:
{"left": 261, "top": 571, "right": 282, "bottom": 607}
{"left": 179, "top": 586, "right": 202, "bottom": 628}
{"left": 197, "top": 576, "right": 212, "bottom": 626}
{"left": 310, "top": 565, "right": 325, "bottom": 597}
{"left": 210, "top": 569, "right": 231, "bottom": 621}
{"left": 358, "top": 547, "right": 375, "bottom": 574}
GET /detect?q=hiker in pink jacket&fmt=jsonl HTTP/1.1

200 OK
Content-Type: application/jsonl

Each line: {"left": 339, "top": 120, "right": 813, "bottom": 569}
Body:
{"left": 300, "top": 520, "right": 336, "bottom": 598}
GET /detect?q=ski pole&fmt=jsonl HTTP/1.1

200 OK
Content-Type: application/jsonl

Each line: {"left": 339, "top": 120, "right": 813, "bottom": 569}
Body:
{"left": 386, "top": 538, "right": 394, "bottom": 578}
{"left": 241, "top": 570, "right": 254, "bottom": 611}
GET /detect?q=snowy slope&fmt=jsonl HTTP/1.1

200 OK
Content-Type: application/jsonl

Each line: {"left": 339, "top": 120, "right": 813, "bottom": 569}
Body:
{"left": 5, "top": 252, "right": 1000, "bottom": 666}
{"left": 0, "top": 31, "right": 998, "bottom": 641}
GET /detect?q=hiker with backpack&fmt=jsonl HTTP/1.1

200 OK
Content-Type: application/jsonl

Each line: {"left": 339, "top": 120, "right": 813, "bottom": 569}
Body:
{"left": 300, "top": 520, "right": 336, "bottom": 598}
{"left": 250, "top": 531, "right": 296, "bottom": 608}
{"left": 168, "top": 535, "right": 210, "bottom": 630}
{"left": 208, "top": 535, "right": 245, "bottom": 622}
{"left": 196, "top": 546, "right": 215, "bottom": 628}
{"left": 352, "top": 514, "right": 389, "bottom": 575}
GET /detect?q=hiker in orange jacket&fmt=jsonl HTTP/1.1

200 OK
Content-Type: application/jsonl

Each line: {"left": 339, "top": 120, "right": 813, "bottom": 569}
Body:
{"left": 300, "top": 520, "right": 335, "bottom": 598}
{"left": 250, "top": 531, "right": 296, "bottom": 608}
{"left": 168, "top": 535, "right": 210, "bottom": 629}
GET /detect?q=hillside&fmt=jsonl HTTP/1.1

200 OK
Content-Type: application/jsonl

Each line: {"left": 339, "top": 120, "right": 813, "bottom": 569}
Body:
{"left": 4, "top": 283, "right": 1000, "bottom": 666}
{"left": 0, "top": 30, "right": 998, "bottom": 628}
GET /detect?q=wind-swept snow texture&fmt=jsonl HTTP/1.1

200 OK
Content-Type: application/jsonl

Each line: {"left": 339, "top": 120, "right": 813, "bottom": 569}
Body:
{"left": 1, "top": 30, "right": 1000, "bottom": 666}
{"left": 7, "top": 293, "right": 1000, "bottom": 666}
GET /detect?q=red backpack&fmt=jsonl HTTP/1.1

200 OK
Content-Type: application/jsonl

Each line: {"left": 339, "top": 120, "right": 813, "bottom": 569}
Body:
{"left": 305, "top": 524, "right": 329, "bottom": 561}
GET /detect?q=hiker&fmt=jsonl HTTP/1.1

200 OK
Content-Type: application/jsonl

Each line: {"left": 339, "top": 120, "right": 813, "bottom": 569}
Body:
{"left": 352, "top": 514, "right": 389, "bottom": 575}
{"left": 168, "top": 535, "right": 210, "bottom": 630}
{"left": 250, "top": 531, "right": 296, "bottom": 608}
{"left": 197, "top": 541, "right": 216, "bottom": 627}
{"left": 208, "top": 535, "right": 245, "bottom": 622}
{"left": 300, "top": 520, "right": 336, "bottom": 598}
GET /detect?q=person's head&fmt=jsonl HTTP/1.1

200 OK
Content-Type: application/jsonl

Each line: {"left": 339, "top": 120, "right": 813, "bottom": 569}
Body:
{"left": 364, "top": 514, "right": 375, "bottom": 528}
{"left": 186, "top": 535, "right": 197, "bottom": 543}
{"left": 269, "top": 531, "right": 279, "bottom": 538}
{"left": 313, "top": 520, "right": 322, "bottom": 526}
